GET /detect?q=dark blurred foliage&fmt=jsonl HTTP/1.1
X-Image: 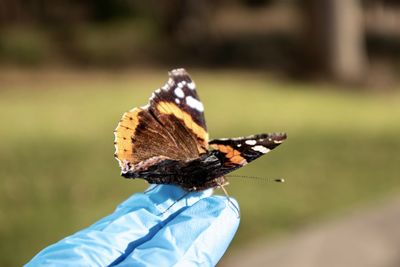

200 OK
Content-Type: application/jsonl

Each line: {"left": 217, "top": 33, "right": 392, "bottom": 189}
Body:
{"left": 0, "top": 0, "right": 400, "bottom": 85}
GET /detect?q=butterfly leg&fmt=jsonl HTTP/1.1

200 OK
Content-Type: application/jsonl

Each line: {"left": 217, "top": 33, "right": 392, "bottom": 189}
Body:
{"left": 159, "top": 190, "right": 192, "bottom": 216}
{"left": 143, "top": 184, "right": 160, "bottom": 194}
{"left": 217, "top": 180, "right": 240, "bottom": 218}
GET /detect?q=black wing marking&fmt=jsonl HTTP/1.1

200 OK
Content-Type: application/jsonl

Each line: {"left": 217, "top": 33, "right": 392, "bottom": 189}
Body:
{"left": 209, "top": 133, "right": 287, "bottom": 167}
{"left": 114, "top": 69, "right": 209, "bottom": 175}
{"left": 149, "top": 68, "right": 209, "bottom": 153}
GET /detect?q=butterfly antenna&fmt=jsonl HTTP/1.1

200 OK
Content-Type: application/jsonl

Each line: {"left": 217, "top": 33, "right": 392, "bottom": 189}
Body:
{"left": 217, "top": 183, "right": 240, "bottom": 218}
{"left": 227, "top": 175, "right": 285, "bottom": 183}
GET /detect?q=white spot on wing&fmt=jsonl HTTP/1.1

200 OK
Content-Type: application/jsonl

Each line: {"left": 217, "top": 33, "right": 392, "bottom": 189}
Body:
{"left": 175, "top": 98, "right": 180, "bottom": 104}
{"left": 230, "top": 137, "right": 246, "bottom": 141}
{"left": 178, "top": 81, "right": 186, "bottom": 88}
{"left": 185, "top": 96, "right": 204, "bottom": 112}
{"left": 162, "top": 78, "right": 174, "bottom": 91}
{"left": 237, "top": 144, "right": 242, "bottom": 147}
{"left": 188, "top": 82, "right": 196, "bottom": 90}
{"left": 252, "top": 145, "right": 270, "bottom": 154}
{"left": 174, "top": 87, "right": 185, "bottom": 98}
{"left": 245, "top": 140, "right": 257, "bottom": 145}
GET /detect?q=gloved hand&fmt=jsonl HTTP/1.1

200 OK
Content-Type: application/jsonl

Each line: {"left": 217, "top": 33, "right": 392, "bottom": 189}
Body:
{"left": 25, "top": 185, "right": 240, "bottom": 266}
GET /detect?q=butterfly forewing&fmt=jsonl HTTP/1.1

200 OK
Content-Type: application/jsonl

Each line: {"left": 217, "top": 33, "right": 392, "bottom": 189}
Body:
{"left": 149, "top": 69, "right": 209, "bottom": 153}
{"left": 209, "top": 133, "right": 287, "bottom": 168}
{"left": 114, "top": 68, "right": 209, "bottom": 173}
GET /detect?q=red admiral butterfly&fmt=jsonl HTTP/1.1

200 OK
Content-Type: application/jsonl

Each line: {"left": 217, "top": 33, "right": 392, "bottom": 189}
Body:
{"left": 114, "top": 69, "right": 286, "bottom": 191}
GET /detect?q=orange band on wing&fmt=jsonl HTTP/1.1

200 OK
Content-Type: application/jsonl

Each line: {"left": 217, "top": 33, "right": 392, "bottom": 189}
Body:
{"left": 114, "top": 107, "right": 141, "bottom": 166}
{"left": 156, "top": 101, "right": 209, "bottom": 149}
{"left": 210, "top": 144, "right": 247, "bottom": 165}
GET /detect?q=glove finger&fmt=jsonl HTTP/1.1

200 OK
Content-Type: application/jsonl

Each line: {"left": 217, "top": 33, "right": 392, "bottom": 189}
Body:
{"left": 25, "top": 185, "right": 212, "bottom": 267}
{"left": 115, "top": 196, "right": 240, "bottom": 267}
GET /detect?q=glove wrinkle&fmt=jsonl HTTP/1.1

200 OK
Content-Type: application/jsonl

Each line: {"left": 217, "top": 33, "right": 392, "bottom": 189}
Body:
{"left": 175, "top": 197, "right": 239, "bottom": 267}
{"left": 109, "top": 185, "right": 214, "bottom": 266}
{"left": 115, "top": 196, "right": 240, "bottom": 267}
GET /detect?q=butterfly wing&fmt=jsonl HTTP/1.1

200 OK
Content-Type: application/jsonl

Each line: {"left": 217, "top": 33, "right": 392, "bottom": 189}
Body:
{"left": 209, "top": 133, "right": 287, "bottom": 172}
{"left": 149, "top": 68, "right": 208, "bottom": 153}
{"left": 114, "top": 68, "right": 208, "bottom": 174}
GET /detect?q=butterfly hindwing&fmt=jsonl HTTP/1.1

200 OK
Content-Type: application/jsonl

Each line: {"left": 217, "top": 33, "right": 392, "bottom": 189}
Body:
{"left": 114, "top": 107, "right": 195, "bottom": 172}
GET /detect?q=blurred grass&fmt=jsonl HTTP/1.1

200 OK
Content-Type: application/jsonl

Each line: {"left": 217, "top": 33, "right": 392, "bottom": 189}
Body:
{"left": 0, "top": 69, "right": 399, "bottom": 266}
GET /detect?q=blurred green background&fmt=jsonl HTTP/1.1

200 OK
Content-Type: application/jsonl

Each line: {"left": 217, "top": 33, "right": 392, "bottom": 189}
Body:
{"left": 1, "top": 1, "right": 400, "bottom": 266}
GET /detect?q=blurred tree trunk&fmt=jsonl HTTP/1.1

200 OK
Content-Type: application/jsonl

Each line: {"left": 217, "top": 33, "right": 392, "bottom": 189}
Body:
{"left": 303, "top": 0, "right": 367, "bottom": 84}
{"left": 0, "top": 0, "right": 26, "bottom": 24}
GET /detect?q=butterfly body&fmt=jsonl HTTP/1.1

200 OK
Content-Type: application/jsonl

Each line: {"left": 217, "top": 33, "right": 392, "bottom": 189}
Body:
{"left": 121, "top": 152, "right": 224, "bottom": 191}
{"left": 114, "top": 69, "right": 286, "bottom": 191}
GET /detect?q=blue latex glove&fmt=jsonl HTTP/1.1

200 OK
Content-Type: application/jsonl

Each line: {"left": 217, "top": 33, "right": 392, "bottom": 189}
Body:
{"left": 25, "top": 185, "right": 240, "bottom": 266}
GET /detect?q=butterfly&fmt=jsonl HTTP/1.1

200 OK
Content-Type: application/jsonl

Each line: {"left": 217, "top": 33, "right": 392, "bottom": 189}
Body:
{"left": 114, "top": 69, "right": 286, "bottom": 191}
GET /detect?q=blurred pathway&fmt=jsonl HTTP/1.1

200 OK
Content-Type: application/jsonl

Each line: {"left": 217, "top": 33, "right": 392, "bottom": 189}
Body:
{"left": 221, "top": 196, "right": 400, "bottom": 267}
